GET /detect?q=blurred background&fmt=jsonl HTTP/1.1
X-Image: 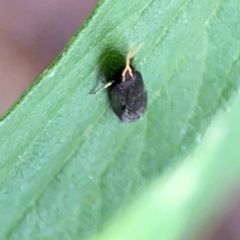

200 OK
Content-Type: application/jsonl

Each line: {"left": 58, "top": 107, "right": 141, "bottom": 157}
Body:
{"left": 0, "top": 1, "right": 239, "bottom": 239}
{"left": 0, "top": 0, "right": 98, "bottom": 115}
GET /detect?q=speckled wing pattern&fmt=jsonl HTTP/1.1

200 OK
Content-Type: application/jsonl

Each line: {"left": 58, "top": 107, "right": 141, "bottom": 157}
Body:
{"left": 110, "top": 69, "right": 147, "bottom": 123}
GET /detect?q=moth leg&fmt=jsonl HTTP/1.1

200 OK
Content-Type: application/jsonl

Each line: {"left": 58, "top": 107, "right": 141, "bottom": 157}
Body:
{"left": 89, "top": 81, "right": 114, "bottom": 94}
{"left": 122, "top": 49, "right": 133, "bottom": 81}
{"left": 122, "top": 43, "right": 144, "bottom": 82}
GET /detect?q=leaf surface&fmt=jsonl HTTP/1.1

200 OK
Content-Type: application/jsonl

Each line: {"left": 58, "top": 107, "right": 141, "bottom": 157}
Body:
{"left": 0, "top": 0, "right": 240, "bottom": 239}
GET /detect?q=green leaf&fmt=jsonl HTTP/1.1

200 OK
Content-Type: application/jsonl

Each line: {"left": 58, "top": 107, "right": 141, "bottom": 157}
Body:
{"left": 91, "top": 94, "right": 240, "bottom": 240}
{"left": 0, "top": 0, "right": 240, "bottom": 239}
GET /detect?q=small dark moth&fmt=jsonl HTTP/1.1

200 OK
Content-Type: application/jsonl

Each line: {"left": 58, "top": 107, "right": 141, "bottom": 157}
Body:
{"left": 92, "top": 45, "right": 147, "bottom": 123}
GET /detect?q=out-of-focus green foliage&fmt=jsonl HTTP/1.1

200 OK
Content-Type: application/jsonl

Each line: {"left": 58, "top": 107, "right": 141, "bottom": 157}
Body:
{"left": 92, "top": 95, "right": 240, "bottom": 240}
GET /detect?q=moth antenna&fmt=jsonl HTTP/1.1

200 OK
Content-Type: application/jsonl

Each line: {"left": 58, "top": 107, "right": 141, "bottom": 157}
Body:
{"left": 89, "top": 81, "right": 114, "bottom": 94}
{"left": 122, "top": 43, "right": 144, "bottom": 82}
